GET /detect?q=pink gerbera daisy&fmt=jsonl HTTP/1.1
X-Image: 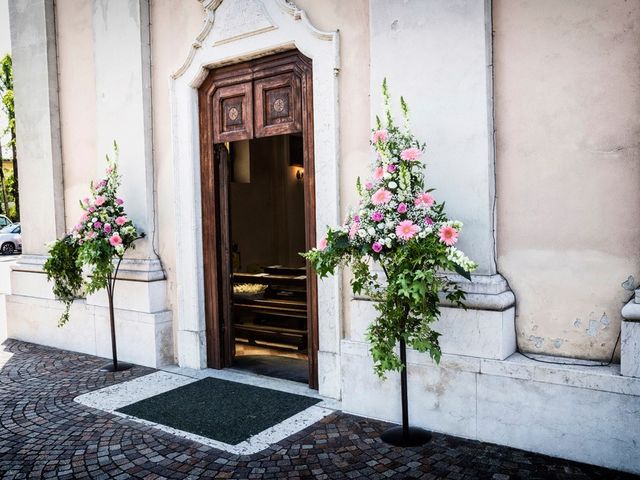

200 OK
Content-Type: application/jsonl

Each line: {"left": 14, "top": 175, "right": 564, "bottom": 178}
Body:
{"left": 395, "top": 220, "right": 420, "bottom": 241}
{"left": 371, "top": 188, "right": 392, "bottom": 205}
{"left": 439, "top": 225, "right": 459, "bottom": 246}
{"left": 400, "top": 147, "right": 422, "bottom": 161}
{"left": 109, "top": 233, "right": 123, "bottom": 247}
{"left": 414, "top": 192, "right": 435, "bottom": 208}
{"left": 371, "top": 129, "right": 389, "bottom": 143}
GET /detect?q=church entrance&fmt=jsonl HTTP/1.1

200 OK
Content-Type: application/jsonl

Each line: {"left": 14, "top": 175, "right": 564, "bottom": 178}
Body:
{"left": 198, "top": 51, "right": 318, "bottom": 389}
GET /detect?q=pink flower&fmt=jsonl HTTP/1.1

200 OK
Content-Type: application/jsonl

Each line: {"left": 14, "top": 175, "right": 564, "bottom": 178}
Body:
{"left": 400, "top": 147, "right": 422, "bottom": 161}
{"left": 318, "top": 237, "right": 328, "bottom": 251}
{"left": 115, "top": 198, "right": 124, "bottom": 205}
{"left": 372, "top": 242, "right": 383, "bottom": 253}
{"left": 94, "top": 196, "right": 106, "bottom": 206}
{"left": 88, "top": 207, "right": 96, "bottom": 213}
{"left": 439, "top": 225, "right": 459, "bottom": 246}
{"left": 397, "top": 203, "right": 407, "bottom": 214}
{"left": 371, "top": 129, "right": 389, "bottom": 143}
{"left": 348, "top": 223, "right": 359, "bottom": 240}
{"left": 115, "top": 216, "right": 127, "bottom": 226}
{"left": 82, "top": 197, "right": 90, "bottom": 205}
{"left": 353, "top": 215, "right": 361, "bottom": 223}
{"left": 364, "top": 182, "right": 373, "bottom": 190}
{"left": 395, "top": 220, "right": 420, "bottom": 241}
{"left": 415, "top": 192, "right": 435, "bottom": 208}
{"left": 387, "top": 164, "right": 397, "bottom": 173}
{"left": 104, "top": 223, "right": 112, "bottom": 234}
{"left": 374, "top": 166, "right": 384, "bottom": 182}
{"left": 425, "top": 217, "right": 434, "bottom": 226}
{"left": 109, "top": 233, "right": 123, "bottom": 247}
{"left": 98, "top": 180, "right": 107, "bottom": 188}
{"left": 371, "top": 211, "right": 384, "bottom": 222}
{"left": 106, "top": 167, "right": 113, "bottom": 174}
{"left": 80, "top": 213, "right": 89, "bottom": 223}
{"left": 371, "top": 188, "right": 392, "bottom": 205}
{"left": 85, "top": 231, "right": 96, "bottom": 240}
{"left": 93, "top": 221, "right": 102, "bottom": 230}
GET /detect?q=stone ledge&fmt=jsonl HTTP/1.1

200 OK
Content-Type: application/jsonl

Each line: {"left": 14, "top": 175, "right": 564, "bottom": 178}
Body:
{"left": 341, "top": 339, "right": 640, "bottom": 397}
{"left": 13, "top": 254, "right": 166, "bottom": 282}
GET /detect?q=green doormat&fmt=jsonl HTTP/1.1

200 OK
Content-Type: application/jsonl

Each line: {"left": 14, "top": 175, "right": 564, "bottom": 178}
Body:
{"left": 116, "top": 377, "right": 321, "bottom": 445}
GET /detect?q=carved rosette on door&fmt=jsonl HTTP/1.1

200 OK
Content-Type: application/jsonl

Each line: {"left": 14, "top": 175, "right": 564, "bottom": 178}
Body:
{"left": 211, "top": 72, "right": 302, "bottom": 143}
{"left": 212, "top": 82, "right": 254, "bottom": 142}
{"left": 254, "top": 73, "right": 302, "bottom": 137}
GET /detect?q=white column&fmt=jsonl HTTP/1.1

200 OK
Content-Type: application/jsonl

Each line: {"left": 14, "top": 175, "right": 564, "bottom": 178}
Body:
{"left": 93, "top": 0, "right": 156, "bottom": 261}
{"left": 9, "top": 0, "right": 64, "bottom": 254}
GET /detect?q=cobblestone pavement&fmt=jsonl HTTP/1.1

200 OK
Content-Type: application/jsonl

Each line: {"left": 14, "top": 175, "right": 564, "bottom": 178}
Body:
{"left": 0, "top": 339, "right": 636, "bottom": 480}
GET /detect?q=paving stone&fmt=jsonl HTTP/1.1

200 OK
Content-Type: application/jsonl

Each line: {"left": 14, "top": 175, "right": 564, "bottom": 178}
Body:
{"left": 0, "top": 339, "right": 636, "bottom": 480}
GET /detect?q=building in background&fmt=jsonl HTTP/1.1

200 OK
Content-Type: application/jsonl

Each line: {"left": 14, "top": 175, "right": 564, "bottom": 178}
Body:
{"left": 2, "top": 0, "right": 639, "bottom": 474}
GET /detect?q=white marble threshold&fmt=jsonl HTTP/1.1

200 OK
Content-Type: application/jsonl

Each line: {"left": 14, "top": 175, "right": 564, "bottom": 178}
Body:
{"left": 75, "top": 369, "right": 338, "bottom": 456}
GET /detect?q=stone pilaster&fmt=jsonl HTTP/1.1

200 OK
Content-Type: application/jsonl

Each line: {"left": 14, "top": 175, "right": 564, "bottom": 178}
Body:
{"left": 621, "top": 289, "right": 640, "bottom": 377}
{"left": 9, "top": 0, "right": 64, "bottom": 254}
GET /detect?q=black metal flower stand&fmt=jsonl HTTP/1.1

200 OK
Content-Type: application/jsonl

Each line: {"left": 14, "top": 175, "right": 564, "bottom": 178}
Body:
{"left": 99, "top": 256, "right": 132, "bottom": 372}
{"left": 381, "top": 336, "right": 432, "bottom": 447}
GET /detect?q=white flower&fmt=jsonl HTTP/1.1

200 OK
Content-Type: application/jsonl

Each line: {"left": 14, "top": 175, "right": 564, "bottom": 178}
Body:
{"left": 377, "top": 223, "right": 385, "bottom": 230}
{"left": 367, "top": 227, "right": 376, "bottom": 236}
{"left": 388, "top": 181, "right": 398, "bottom": 190}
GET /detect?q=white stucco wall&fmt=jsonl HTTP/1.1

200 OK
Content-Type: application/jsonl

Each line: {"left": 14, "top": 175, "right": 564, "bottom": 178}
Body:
{"left": 494, "top": 0, "right": 640, "bottom": 360}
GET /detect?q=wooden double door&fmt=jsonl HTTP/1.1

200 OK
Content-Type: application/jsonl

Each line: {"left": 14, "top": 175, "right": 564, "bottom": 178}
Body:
{"left": 198, "top": 50, "right": 319, "bottom": 389}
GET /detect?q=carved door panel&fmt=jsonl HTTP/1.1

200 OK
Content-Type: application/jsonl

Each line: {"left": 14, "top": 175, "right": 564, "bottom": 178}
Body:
{"left": 254, "top": 73, "right": 302, "bottom": 137}
{"left": 212, "top": 82, "right": 253, "bottom": 143}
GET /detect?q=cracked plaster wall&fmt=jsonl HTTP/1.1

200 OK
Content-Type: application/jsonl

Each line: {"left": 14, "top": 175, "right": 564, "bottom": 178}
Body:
{"left": 494, "top": 0, "right": 640, "bottom": 360}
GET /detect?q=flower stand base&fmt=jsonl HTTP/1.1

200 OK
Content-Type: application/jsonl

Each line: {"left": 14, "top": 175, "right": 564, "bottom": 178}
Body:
{"left": 100, "top": 362, "right": 133, "bottom": 373}
{"left": 381, "top": 425, "right": 432, "bottom": 447}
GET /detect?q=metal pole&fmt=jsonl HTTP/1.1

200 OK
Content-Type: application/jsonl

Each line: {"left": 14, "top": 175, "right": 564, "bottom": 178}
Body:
{"left": 107, "top": 274, "right": 118, "bottom": 371}
{"left": 399, "top": 335, "right": 409, "bottom": 438}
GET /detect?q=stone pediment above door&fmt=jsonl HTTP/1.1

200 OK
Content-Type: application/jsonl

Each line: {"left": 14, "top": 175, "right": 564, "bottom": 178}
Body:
{"left": 211, "top": 0, "right": 277, "bottom": 45}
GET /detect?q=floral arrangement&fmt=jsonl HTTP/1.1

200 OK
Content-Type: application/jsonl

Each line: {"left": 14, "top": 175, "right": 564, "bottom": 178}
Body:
{"left": 303, "top": 81, "right": 477, "bottom": 377}
{"left": 43, "top": 144, "right": 143, "bottom": 325}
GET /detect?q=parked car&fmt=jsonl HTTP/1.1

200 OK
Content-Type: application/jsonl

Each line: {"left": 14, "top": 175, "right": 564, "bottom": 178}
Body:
{"left": 0, "top": 223, "right": 21, "bottom": 255}
{"left": 0, "top": 215, "right": 12, "bottom": 228}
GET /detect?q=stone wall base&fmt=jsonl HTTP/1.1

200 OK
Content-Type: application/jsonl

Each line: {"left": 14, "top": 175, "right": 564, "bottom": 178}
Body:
{"left": 340, "top": 339, "right": 640, "bottom": 475}
{"left": 3, "top": 257, "right": 172, "bottom": 368}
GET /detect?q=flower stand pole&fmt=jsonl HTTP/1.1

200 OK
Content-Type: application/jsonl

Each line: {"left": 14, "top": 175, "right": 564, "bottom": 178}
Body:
{"left": 380, "top": 337, "right": 431, "bottom": 446}
{"left": 99, "top": 257, "right": 132, "bottom": 372}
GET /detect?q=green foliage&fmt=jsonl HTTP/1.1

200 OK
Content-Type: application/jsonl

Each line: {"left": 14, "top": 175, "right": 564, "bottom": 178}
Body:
{"left": 43, "top": 236, "right": 83, "bottom": 326}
